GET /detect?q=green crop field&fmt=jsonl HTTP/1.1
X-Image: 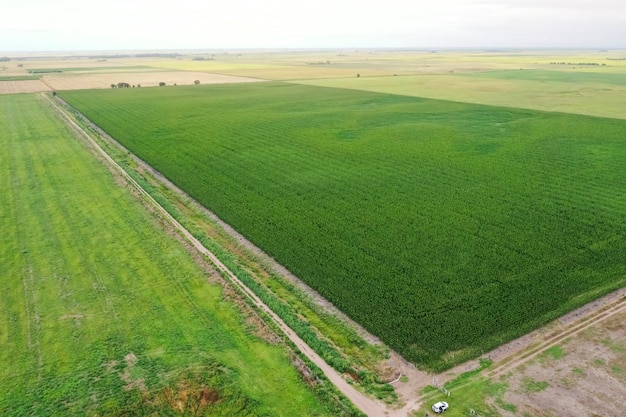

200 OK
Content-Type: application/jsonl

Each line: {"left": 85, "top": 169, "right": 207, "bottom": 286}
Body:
{"left": 466, "top": 69, "right": 626, "bottom": 86}
{"left": 0, "top": 94, "right": 334, "bottom": 416}
{"left": 59, "top": 83, "right": 626, "bottom": 371}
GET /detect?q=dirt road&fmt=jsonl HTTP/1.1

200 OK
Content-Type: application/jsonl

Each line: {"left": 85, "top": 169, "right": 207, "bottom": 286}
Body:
{"left": 438, "top": 286, "right": 626, "bottom": 383}
{"left": 44, "top": 93, "right": 418, "bottom": 417}
{"left": 488, "top": 290, "right": 626, "bottom": 378}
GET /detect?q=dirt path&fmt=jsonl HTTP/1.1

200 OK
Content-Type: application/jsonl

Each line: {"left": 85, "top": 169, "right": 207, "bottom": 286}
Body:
{"left": 44, "top": 92, "right": 417, "bottom": 417}
{"left": 439, "top": 287, "right": 626, "bottom": 383}
{"left": 46, "top": 91, "right": 626, "bottom": 416}
{"left": 488, "top": 291, "right": 626, "bottom": 378}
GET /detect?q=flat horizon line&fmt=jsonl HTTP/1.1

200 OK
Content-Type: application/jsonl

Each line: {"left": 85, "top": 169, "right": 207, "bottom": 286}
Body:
{"left": 2, "top": 46, "right": 626, "bottom": 55}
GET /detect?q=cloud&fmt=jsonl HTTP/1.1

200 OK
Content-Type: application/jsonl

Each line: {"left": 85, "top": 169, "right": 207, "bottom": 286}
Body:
{"left": 1, "top": 0, "right": 625, "bottom": 50}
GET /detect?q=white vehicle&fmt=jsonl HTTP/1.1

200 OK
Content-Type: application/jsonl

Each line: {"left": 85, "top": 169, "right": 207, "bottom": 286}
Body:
{"left": 432, "top": 401, "right": 449, "bottom": 413}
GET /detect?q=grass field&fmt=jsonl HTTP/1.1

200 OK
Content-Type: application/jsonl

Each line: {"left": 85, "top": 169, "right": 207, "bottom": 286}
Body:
{"left": 297, "top": 70, "right": 626, "bottom": 119}
{"left": 59, "top": 82, "right": 626, "bottom": 371}
{"left": 0, "top": 93, "right": 334, "bottom": 416}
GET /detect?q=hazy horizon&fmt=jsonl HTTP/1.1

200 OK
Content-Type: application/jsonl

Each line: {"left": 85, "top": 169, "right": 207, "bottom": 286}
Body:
{"left": 3, "top": 0, "right": 625, "bottom": 52}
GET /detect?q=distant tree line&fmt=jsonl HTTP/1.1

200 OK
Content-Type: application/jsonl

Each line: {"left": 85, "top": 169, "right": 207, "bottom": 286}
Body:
{"left": 110, "top": 82, "right": 136, "bottom": 88}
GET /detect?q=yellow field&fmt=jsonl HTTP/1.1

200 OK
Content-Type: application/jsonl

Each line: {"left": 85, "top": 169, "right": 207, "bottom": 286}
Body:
{"left": 145, "top": 49, "right": 626, "bottom": 80}
{"left": 142, "top": 58, "right": 393, "bottom": 80}
{"left": 0, "top": 80, "right": 52, "bottom": 94}
{"left": 295, "top": 72, "right": 626, "bottom": 119}
{"left": 2, "top": 49, "right": 624, "bottom": 117}
{"left": 0, "top": 55, "right": 263, "bottom": 92}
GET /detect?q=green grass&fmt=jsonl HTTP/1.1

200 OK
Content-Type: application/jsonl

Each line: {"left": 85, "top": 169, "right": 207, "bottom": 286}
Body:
{"left": 417, "top": 361, "right": 503, "bottom": 417}
{"left": 538, "top": 346, "right": 567, "bottom": 363}
{"left": 0, "top": 94, "right": 334, "bottom": 416}
{"left": 56, "top": 100, "right": 393, "bottom": 399}
{"left": 601, "top": 338, "right": 626, "bottom": 353}
{"left": 467, "top": 69, "right": 626, "bottom": 86}
{"left": 521, "top": 378, "right": 549, "bottom": 393}
{"left": 59, "top": 82, "right": 626, "bottom": 371}
{"left": 0, "top": 75, "right": 40, "bottom": 81}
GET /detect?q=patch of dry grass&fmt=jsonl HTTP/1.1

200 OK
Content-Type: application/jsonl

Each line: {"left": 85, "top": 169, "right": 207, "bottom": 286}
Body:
{"left": 0, "top": 80, "right": 51, "bottom": 94}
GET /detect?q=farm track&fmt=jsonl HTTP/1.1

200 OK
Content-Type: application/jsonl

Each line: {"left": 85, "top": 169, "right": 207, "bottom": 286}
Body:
{"left": 487, "top": 291, "right": 626, "bottom": 378}
{"left": 43, "top": 93, "right": 408, "bottom": 417}
{"left": 426, "top": 287, "right": 626, "bottom": 407}
{"left": 44, "top": 89, "right": 626, "bottom": 415}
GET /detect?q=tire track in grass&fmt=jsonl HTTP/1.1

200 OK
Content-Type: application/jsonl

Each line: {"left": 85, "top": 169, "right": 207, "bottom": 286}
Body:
{"left": 6, "top": 101, "right": 45, "bottom": 382}
{"left": 21, "top": 264, "right": 43, "bottom": 380}
{"left": 43, "top": 93, "right": 400, "bottom": 417}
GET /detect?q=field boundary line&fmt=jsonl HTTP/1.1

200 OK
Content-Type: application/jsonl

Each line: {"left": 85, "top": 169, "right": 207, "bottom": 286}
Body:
{"left": 488, "top": 294, "right": 626, "bottom": 378}
{"left": 42, "top": 92, "right": 396, "bottom": 417}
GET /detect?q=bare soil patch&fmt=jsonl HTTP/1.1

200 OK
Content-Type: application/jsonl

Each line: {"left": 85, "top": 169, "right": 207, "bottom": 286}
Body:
{"left": 499, "top": 307, "right": 626, "bottom": 417}
{"left": 440, "top": 288, "right": 626, "bottom": 382}
{"left": 44, "top": 71, "right": 262, "bottom": 90}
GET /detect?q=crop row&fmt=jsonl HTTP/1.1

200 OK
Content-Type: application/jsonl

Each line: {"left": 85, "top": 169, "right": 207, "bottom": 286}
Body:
{"left": 59, "top": 83, "right": 626, "bottom": 370}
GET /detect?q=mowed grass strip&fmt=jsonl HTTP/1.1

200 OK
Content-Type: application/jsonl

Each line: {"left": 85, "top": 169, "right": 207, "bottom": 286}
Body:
{"left": 0, "top": 94, "right": 330, "bottom": 416}
{"left": 59, "top": 83, "right": 626, "bottom": 370}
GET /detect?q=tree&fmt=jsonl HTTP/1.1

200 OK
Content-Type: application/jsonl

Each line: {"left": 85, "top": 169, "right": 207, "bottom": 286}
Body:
{"left": 194, "top": 80, "right": 200, "bottom": 85}
{"left": 159, "top": 82, "right": 166, "bottom": 86}
{"left": 111, "top": 84, "right": 116, "bottom": 88}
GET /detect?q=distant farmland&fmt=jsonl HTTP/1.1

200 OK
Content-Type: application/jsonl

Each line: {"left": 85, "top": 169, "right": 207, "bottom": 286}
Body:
{"left": 60, "top": 83, "right": 626, "bottom": 370}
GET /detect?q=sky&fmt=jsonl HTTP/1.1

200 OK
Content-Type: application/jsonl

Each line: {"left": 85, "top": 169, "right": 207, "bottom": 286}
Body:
{"left": 2, "top": 0, "right": 625, "bottom": 51}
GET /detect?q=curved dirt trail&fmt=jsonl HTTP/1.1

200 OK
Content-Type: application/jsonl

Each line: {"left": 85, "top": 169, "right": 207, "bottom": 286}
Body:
{"left": 44, "top": 93, "right": 414, "bottom": 417}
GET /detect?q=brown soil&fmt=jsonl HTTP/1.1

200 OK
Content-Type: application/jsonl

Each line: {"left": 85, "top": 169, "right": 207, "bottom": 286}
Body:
{"left": 439, "top": 288, "right": 626, "bottom": 383}
{"left": 499, "top": 307, "right": 626, "bottom": 417}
